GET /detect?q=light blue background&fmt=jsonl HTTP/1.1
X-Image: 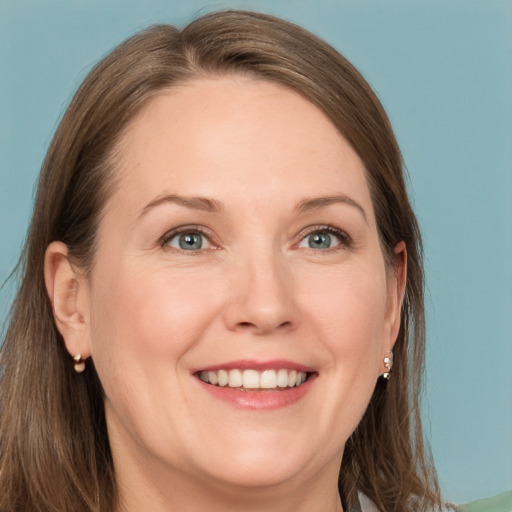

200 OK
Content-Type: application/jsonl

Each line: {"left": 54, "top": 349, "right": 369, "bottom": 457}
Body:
{"left": 1, "top": 0, "right": 511, "bottom": 504}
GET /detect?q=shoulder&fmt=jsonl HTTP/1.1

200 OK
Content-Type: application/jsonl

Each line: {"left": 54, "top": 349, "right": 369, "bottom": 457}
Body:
{"left": 357, "top": 491, "right": 512, "bottom": 512}
{"left": 457, "top": 491, "right": 512, "bottom": 512}
{"left": 357, "top": 493, "right": 456, "bottom": 512}
{"left": 357, "top": 490, "right": 512, "bottom": 512}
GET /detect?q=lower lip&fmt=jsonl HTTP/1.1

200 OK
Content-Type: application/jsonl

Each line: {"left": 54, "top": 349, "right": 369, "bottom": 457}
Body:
{"left": 197, "top": 376, "right": 315, "bottom": 410}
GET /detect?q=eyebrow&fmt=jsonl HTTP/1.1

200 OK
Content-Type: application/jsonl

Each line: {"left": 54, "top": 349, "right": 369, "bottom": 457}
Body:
{"left": 139, "top": 194, "right": 222, "bottom": 218}
{"left": 138, "top": 192, "right": 368, "bottom": 223}
{"left": 296, "top": 194, "right": 368, "bottom": 224}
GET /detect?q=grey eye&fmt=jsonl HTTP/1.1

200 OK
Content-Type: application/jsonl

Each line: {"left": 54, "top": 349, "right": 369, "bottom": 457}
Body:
{"left": 307, "top": 233, "right": 332, "bottom": 249}
{"left": 166, "top": 232, "right": 210, "bottom": 251}
{"left": 298, "top": 230, "right": 342, "bottom": 250}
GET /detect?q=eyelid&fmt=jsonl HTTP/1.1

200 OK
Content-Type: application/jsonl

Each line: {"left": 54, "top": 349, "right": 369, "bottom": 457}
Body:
{"left": 159, "top": 225, "right": 218, "bottom": 251}
{"left": 294, "top": 224, "right": 352, "bottom": 249}
{"left": 158, "top": 223, "right": 351, "bottom": 252}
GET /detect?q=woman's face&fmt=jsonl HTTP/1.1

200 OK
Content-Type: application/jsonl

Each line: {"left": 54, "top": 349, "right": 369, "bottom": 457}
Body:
{"left": 78, "top": 77, "right": 403, "bottom": 495}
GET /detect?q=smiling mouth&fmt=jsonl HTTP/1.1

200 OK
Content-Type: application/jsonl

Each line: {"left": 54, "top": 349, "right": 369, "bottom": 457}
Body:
{"left": 197, "top": 369, "right": 311, "bottom": 390}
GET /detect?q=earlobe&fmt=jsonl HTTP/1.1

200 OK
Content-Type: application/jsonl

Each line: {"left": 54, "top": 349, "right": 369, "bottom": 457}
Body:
{"left": 44, "top": 241, "right": 92, "bottom": 359}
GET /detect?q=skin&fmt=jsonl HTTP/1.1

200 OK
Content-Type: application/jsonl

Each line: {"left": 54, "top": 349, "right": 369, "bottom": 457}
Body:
{"left": 45, "top": 76, "right": 406, "bottom": 512}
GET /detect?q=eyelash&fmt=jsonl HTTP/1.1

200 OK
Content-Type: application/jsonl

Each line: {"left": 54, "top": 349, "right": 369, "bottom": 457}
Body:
{"left": 159, "top": 225, "right": 216, "bottom": 252}
{"left": 295, "top": 225, "right": 352, "bottom": 251}
{"left": 159, "top": 224, "right": 352, "bottom": 253}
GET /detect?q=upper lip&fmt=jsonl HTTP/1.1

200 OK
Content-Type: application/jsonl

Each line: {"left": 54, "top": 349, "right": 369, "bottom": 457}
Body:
{"left": 193, "top": 359, "right": 316, "bottom": 373}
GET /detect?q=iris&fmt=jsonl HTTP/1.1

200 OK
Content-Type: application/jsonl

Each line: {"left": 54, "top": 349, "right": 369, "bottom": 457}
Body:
{"left": 308, "top": 232, "right": 331, "bottom": 249}
{"left": 178, "top": 233, "right": 203, "bottom": 250}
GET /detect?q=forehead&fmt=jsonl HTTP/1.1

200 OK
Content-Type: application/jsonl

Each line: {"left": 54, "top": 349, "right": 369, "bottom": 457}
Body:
{"left": 112, "top": 76, "right": 373, "bottom": 217}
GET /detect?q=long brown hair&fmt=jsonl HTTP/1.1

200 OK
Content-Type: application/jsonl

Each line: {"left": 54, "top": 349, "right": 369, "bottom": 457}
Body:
{"left": 0, "top": 10, "right": 443, "bottom": 511}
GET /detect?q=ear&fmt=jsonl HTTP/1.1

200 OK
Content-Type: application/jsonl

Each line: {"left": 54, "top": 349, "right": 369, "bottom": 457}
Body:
{"left": 383, "top": 240, "right": 407, "bottom": 354}
{"left": 44, "top": 241, "right": 92, "bottom": 360}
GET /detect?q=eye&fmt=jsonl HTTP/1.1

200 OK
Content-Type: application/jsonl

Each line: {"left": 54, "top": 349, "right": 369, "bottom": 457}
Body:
{"left": 161, "top": 228, "right": 213, "bottom": 251}
{"left": 297, "top": 227, "right": 349, "bottom": 250}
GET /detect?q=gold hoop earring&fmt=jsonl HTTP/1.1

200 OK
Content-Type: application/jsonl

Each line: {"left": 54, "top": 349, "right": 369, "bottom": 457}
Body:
{"left": 73, "top": 354, "right": 86, "bottom": 373}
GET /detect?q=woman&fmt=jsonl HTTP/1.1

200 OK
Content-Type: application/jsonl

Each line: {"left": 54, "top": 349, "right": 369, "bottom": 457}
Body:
{"left": 0, "top": 10, "right": 447, "bottom": 512}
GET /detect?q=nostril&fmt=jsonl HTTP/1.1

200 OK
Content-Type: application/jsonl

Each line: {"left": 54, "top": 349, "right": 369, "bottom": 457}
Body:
{"left": 234, "top": 319, "right": 293, "bottom": 334}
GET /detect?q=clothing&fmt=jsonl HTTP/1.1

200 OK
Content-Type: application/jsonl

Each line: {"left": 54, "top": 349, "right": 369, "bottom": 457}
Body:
{"left": 358, "top": 490, "right": 512, "bottom": 512}
{"left": 358, "top": 493, "right": 379, "bottom": 512}
{"left": 457, "top": 491, "right": 512, "bottom": 512}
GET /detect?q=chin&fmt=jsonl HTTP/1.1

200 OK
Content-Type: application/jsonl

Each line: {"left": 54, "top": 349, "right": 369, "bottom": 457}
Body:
{"left": 191, "top": 431, "right": 324, "bottom": 490}
{"left": 204, "top": 459, "right": 302, "bottom": 490}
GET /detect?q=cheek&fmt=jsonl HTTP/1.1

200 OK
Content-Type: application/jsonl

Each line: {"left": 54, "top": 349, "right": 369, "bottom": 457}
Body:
{"left": 86, "top": 262, "right": 226, "bottom": 448}
{"left": 87, "top": 261, "right": 222, "bottom": 376}
{"left": 302, "top": 262, "right": 388, "bottom": 373}
{"left": 288, "top": 261, "right": 389, "bottom": 446}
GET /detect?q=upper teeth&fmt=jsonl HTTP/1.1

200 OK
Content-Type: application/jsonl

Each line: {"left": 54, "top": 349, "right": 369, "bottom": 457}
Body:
{"left": 199, "top": 369, "right": 308, "bottom": 389}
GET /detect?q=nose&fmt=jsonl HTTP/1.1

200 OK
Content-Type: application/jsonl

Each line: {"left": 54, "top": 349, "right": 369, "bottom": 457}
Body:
{"left": 223, "top": 252, "right": 298, "bottom": 336}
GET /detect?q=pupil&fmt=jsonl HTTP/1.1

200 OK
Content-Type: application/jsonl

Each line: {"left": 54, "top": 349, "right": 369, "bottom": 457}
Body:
{"left": 309, "top": 233, "right": 330, "bottom": 249}
{"left": 179, "top": 233, "right": 202, "bottom": 250}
